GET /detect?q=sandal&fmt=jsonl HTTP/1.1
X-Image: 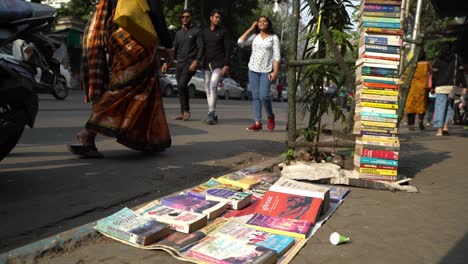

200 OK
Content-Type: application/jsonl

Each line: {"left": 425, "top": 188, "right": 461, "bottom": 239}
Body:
{"left": 68, "top": 144, "right": 104, "bottom": 159}
{"left": 173, "top": 115, "right": 183, "bottom": 120}
{"left": 183, "top": 111, "right": 191, "bottom": 121}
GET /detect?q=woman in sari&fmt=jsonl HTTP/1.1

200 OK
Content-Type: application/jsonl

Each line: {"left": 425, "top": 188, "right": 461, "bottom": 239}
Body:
{"left": 68, "top": 0, "right": 172, "bottom": 158}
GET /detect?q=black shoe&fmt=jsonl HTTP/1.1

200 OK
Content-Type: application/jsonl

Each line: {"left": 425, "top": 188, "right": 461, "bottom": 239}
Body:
{"left": 206, "top": 111, "right": 216, "bottom": 125}
{"left": 418, "top": 120, "right": 425, "bottom": 130}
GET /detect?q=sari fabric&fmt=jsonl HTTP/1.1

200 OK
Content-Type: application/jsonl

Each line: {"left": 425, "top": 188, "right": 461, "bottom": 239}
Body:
{"left": 81, "top": 0, "right": 171, "bottom": 152}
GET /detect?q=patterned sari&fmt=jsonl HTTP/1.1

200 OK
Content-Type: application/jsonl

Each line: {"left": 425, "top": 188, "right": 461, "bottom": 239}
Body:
{"left": 81, "top": 0, "right": 171, "bottom": 152}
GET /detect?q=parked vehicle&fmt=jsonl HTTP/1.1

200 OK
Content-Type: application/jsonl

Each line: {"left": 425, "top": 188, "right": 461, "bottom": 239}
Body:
{"left": 163, "top": 67, "right": 178, "bottom": 95}
{"left": 0, "top": 1, "right": 57, "bottom": 161}
{"left": 187, "top": 70, "right": 206, "bottom": 98}
{"left": 217, "top": 78, "right": 245, "bottom": 100}
{"left": 159, "top": 75, "right": 175, "bottom": 97}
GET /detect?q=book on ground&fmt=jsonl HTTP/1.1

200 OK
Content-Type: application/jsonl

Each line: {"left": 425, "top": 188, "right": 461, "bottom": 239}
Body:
{"left": 269, "top": 177, "right": 330, "bottom": 213}
{"left": 205, "top": 188, "right": 252, "bottom": 210}
{"left": 187, "top": 234, "right": 277, "bottom": 264}
{"left": 246, "top": 213, "right": 312, "bottom": 239}
{"left": 217, "top": 172, "right": 262, "bottom": 190}
{"left": 187, "top": 178, "right": 242, "bottom": 200}
{"left": 140, "top": 204, "right": 207, "bottom": 233}
{"left": 95, "top": 207, "right": 170, "bottom": 246}
{"left": 211, "top": 219, "right": 295, "bottom": 256}
{"left": 160, "top": 194, "right": 228, "bottom": 220}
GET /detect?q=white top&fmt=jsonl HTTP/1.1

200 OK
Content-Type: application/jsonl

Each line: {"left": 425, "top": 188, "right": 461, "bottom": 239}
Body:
{"left": 238, "top": 34, "right": 281, "bottom": 73}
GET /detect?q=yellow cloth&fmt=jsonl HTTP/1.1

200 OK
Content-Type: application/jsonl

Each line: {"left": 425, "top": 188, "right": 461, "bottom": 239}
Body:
{"left": 405, "top": 61, "right": 431, "bottom": 114}
{"left": 114, "top": 0, "right": 157, "bottom": 48}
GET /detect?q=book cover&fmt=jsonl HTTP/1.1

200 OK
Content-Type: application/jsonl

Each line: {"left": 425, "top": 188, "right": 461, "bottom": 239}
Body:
{"left": 244, "top": 171, "right": 280, "bottom": 184}
{"left": 255, "top": 190, "right": 323, "bottom": 223}
{"left": 246, "top": 213, "right": 311, "bottom": 239}
{"left": 359, "top": 130, "right": 399, "bottom": 137}
{"left": 361, "top": 149, "right": 399, "bottom": 160}
{"left": 217, "top": 173, "right": 262, "bottom": 190}
{"left": 363, "top": 82, "right": 399, "bottom": 89}
{"left": 358, "top": 98, "right": 399, "bottom": 105}
{"left": 364, "top": 27, "right": 404, "bottom": 35}
{"left": 357, "top": 57, "right": 400, "bottom": 66}
{"left": 269, "top": 177, "right": 330, "bottom": 213}
{"left": 364, "top": 0, "right": 402, "bottom": 5}
{"left": 187, "top": 235, "right": 277, "bottom": 264}
{"left": 317, "top": 185, "right": 350, "bottom": 203}
{"left": 358, "top": 174, "right": 398, "bottom": 181}
{"left": 360, "top": 75, "right": 400, "bottom": 83}
{"left": 362, "top": 16, "right": 400, "bottom": 23}
{"left": 223, "top": 195, "right": 261, "bottom": 218}
{"left": 205, "top": 188, "right": 252, "bottom": 210}
{"left": 356, "top": 138, "right": 400, "bottom": 146}
{"left": 187, "top": 178, "right": 242, "bottom": 200}
{"left": 360, "top": 120, "right": 397, "bottom": 128}
{"left": 356, "top": 93, "right": 398, "bottom": 102}
{"left": 356, "top": 143, "right": 400, "bottom": 151}
{"left": 360, "top": 44, "right": 401, "bottom": 55}
{"left": 361, "top": 62, "right": 399, "bottom": 70}
{"left": 252, "top": 181, "right": 273, "bottom": 194}
{"left": 160, "top": 195, "right": 228, "bottom": 220}
{"left": 357, "top": 135, "right": 400, "bottom": 143}
{"left": 212, "top": 220, "right": 295, "bottom": 255}
{"left": 95, "top": 207, "right": 170, "bottom": 246}
{"left": 140, "top": 204, "right": 207, "bottom": 233}
{"left": 355, "top": 115, "right": 398, "bottom": 123}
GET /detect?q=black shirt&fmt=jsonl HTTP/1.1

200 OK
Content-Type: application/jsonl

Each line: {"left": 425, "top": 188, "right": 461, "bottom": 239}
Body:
{"left": 173, "top": 25, "right": 204, "bottom": 64}
{"left": 202, "top": 26, "right": 230, "bottom": 70}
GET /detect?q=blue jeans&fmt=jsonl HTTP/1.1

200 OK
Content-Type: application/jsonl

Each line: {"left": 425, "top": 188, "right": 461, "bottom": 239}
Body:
{"left": 433, "top": 93, "right": 454, "bottom": 128}
{"left": 249, "top": 70, "right": 273, "bottom": 122}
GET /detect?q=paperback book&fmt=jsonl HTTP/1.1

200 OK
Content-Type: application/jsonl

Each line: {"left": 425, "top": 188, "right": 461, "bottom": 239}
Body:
{"left": 160, "top": 194, "right": 228, "bottom": 220}
{"left": 187, "top": 178, "right": 242, "bottom": 200}
{"left": 205, "top": 188, "right": 252, "bottom": 210}
{"left": 95, "top": 207, "right": 171, "bottom": 246}
{"left": 140, "top": 204, "right": 207, "bottom": 233}
{"left": 246, "top": 213, "right": 312, "bottom": 239}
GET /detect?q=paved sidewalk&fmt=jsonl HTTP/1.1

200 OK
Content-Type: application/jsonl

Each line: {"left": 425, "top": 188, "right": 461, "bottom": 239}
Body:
{"left": 3, "top": 125, "right": 468, "bottom": 264}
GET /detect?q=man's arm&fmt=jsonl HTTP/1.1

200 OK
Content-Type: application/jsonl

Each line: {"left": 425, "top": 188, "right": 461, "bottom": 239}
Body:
{"left": 221, "top": 29, "right": 231, "bottom": 76}
{"left": 189, "top": 28, "right": 204, "bottom": 71}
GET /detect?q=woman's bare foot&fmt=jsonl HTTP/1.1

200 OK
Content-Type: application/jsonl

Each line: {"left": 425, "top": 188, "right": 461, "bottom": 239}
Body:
{"left": 76, "top": 130, "right": 97, "bottom": 147}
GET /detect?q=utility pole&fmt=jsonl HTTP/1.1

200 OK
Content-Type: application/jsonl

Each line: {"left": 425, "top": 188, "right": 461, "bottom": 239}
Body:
{"left": 184, "top": 0, "right": 188, "bottom": 9}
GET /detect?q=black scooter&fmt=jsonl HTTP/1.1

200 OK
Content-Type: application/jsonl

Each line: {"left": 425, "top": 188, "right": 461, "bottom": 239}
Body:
{"left": 0, "top": 1, "right": 57, "bottom": 161}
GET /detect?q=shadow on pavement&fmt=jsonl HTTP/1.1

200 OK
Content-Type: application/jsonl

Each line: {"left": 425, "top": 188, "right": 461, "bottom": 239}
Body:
{"left": 439, "top": 232, "right": 468, "bottom": 264}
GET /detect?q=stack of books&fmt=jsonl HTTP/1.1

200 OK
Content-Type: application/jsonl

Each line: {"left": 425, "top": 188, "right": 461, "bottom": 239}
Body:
{"left": 354, "top": 0, "right": 402, "bottom": 182}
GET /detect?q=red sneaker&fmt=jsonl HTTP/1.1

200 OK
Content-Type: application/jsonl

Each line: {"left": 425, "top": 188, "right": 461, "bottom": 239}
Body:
{"left": 246, "top": 123, "right": 262, "bottom": 131}
{"left": 267, "top": 115, "right": 275, "bottom": 131}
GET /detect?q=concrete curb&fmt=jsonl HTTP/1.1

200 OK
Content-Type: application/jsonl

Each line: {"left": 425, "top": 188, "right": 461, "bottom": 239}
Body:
{"left": 0, "top": 156, "right": 282, "bottom": 264}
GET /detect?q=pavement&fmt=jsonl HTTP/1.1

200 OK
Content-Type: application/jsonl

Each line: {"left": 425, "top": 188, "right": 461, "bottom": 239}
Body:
{"left": 2, "top": 106, "right": 468, "bottom": 263}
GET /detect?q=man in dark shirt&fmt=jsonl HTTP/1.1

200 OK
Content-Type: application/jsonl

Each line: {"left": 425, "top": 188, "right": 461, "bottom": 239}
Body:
{"left": 162, "top": 10, "right": 203, "bottom": 121}
{"left": 202, "top": 9, "right": 231, "bottom": 125}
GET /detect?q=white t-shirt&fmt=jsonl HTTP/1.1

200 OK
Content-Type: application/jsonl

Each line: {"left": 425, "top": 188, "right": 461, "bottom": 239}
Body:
{"left": 238, "top": 34, "right": 281, "bottom": 73}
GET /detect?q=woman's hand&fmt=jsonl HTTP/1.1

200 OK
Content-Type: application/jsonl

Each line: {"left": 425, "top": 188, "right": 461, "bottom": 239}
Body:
{"left": 250, "top": 21, "right": 258, "bottom": 31}
{"left": 269, "top": 71, "right": 278, "bottom": 81}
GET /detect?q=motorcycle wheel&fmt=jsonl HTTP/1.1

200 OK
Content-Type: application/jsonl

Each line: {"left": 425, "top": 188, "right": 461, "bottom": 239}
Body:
{"left": 0, "top": 102, "right": 26, "bottom": 161}
{"left": 52, "top": 75, "right": 69, "bottom": 100}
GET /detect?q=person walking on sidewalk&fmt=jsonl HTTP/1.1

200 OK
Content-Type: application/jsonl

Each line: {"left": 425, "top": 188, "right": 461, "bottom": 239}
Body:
{"left": 238, "top": 16, "right": 280, "bottom": 132}
{"left": 202, "top": 9, "right": 231, "bottom": 125}
{"left": 163, "top": 10, "right": 204, "bottom": 121}
{"left": 432, "top": 43, "right": 466, "bottom": 136}
{"left": 68, "top": 0, "right": 173, "bottom": 158}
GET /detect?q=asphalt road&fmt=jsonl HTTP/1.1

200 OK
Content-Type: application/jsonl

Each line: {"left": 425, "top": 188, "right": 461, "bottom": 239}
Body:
{"left": 0, "top": 91, "right": 302, "bottom": 252}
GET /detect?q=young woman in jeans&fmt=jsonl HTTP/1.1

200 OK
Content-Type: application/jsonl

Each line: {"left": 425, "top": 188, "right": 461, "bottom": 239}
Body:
{"left": 238, "top": 16, "right": 281, "bottom": 131}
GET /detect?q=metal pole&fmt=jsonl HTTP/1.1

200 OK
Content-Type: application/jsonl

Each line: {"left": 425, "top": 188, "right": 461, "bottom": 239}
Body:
{"left": 184, "top": 0, "right": 188, "bottom": 9}
{"left": 410, "top": 0, "right": 423, "bottom": 54}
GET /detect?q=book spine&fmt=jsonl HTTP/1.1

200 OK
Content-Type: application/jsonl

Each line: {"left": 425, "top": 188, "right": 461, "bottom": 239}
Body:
{"left": 364, "top": 5, "right": 401, "bottom": 12}
{"left": 359, "top": 102, "right": 399, "bottom": 109}
{"left": 359, "top": 163, "right": 398, "bottom": 170}
{"left": 97, "top": 222, "right": 142, "bottom": 245}
{"left": 361, "top": 149, "right": 399, "bottom": 160}
{"left": 357, "top": 143, "right": 400, "bottom": 151}
{"left": 359, "top": 130, "right": 398, "bottom": 137}
{"left": 363, "top": 82, "right": 399, "bottom": 88}
{"left": 364, "top": 27, "right": 404, "bottom": 35}
{"left": 360, "top": 168, "right": 398, "bottom": 175}
{"left": 363, "top": 11, "right": 401, "bottom": 18}
{"left": 358, "top": 116, "right": 397, "bottom": 123}
{"left": 361, "top": 89, "right": 399, "bottom": 96}
{"left": 361, "top": 120, "right": 396, "bottom": 128}
{"left": 363, "top": 21, "right": 401, "bottom": 29}
{"left": 358, "top": 174, "right": 398, "bottom": 181}
{"left": 360, "top": 98, "right": 399, "bottom": 105}
{"left": 245, "top": 224, "right": 306, "bottom": 239}
{"left": 360, "top": 157, "right": 398, "bottom": 166}
{"left": 363, "top": 17, "right": 400, "bottom": 24}
{"left": 361, "top": 111, "right": 398, "bottom": 118}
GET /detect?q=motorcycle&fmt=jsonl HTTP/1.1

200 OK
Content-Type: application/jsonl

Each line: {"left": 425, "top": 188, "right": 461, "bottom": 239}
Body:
{"left": 0, "top": 1, "right": 57, "bottom": 161}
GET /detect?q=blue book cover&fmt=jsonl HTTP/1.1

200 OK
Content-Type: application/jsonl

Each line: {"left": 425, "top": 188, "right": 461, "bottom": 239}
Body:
{"left": 365, "top": 36, "right": 401, "bottom": 46}
{"left": 363, "top": 21, "right": 401, "bottom": 29}
{"left": 364, "top": 5, "right": 401, "bottom": 12}
{"left": 360, "top": 156, "right": 398, "bottom": 166}
{"left": 362, "top": 78, "right": 398, "bottom": 85}
{"left": 364, "top": 44, "right": 400, "bottom": 54}
{"left": 212, "top": 220, "right": 295, "bottom": 256}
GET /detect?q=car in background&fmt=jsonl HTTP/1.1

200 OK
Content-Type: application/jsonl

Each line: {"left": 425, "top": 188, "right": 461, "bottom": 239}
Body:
{"left": 188, "top": 70, "right": 206, "bottom": 97}
{"left": 159, "top": 76, "right": 175, "bottom": 97}
{"left": 164, "top": 68, "right": 178, "bottom": 91}
{"left": 217, "top": 78, "right": 245, "bottom": 100}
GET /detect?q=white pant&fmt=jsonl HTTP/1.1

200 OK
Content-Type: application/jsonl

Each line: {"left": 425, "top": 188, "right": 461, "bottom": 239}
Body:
{"left": 204, "top": 68, "right": 222, "bottom": 113}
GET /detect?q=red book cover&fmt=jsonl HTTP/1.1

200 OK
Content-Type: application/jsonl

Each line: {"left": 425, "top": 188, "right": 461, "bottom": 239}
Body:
{"left": 254, "top": 191, "right": 322, "bottom": 224}
{"left": 363, "top": 82, "right": 399, "bottom": 89}
{"left": 363, "top": 54, "right": 400, "bottom": 61}
{"left": 360, "top": 164, "right": 398, "bottom": 170}
{"left": 361, "top": 149, "right": 399, "bottom": 160}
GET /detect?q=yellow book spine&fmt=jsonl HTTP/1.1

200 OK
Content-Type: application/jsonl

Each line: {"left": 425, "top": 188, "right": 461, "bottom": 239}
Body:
{"left": 358, "top": 136, "right": 400, "bottom": 144}
{"left": 359, "top": 168, "right": 398, "bottom": 176}
{"left": 360, "top": 102, "right": 399, "bottom": 109}
{"left": 216, "top": 177, "right": 251, "bottom": 190}
{"left": 362, "top": 89, "right": 399, "bottom": 96}
{"left": 361, "top": 121, "right": 397, "bottom": 128}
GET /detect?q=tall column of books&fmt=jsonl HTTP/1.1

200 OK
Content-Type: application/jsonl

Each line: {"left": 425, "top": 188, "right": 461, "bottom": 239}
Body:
{"left": 354, "top": 0, "right": 402, "bottom": 182}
